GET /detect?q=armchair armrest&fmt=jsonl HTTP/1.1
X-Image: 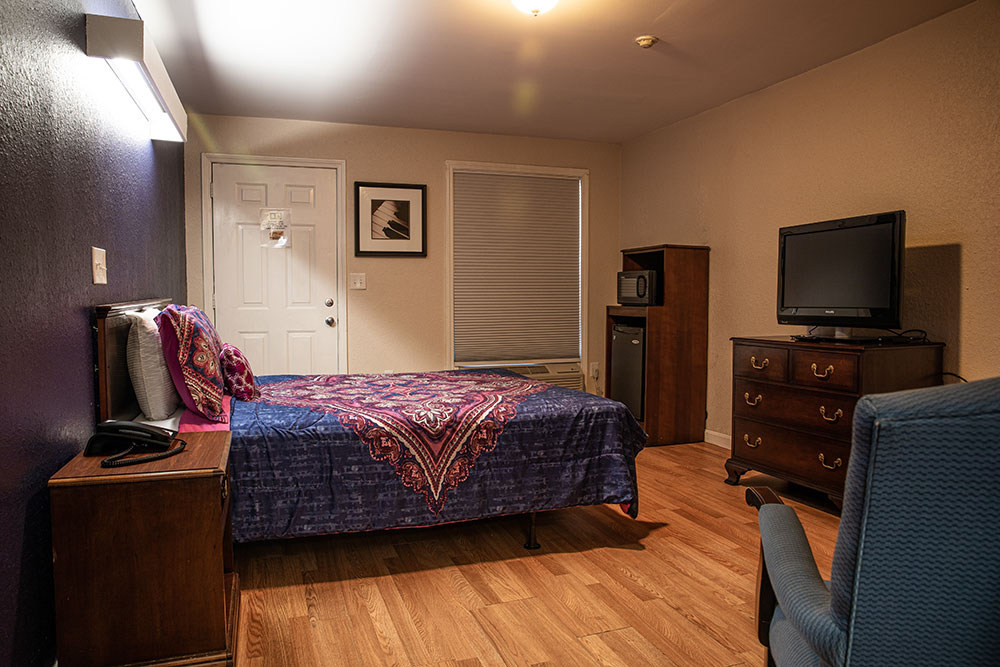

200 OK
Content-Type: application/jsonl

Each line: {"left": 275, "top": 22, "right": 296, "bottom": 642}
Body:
{"left": 747, "top": 485, "right": 783, "bottom": 509}
{"left": 746, "top": 487, "right": 783, "bottom": 645}
{"left": 756, "top": 504, "right": 846, "bottom": 666}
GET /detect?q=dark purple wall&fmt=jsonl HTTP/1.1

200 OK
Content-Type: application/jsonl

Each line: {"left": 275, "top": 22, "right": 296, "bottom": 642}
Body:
{"left": 0, "top": 1, "right": 186, "bottom": 663}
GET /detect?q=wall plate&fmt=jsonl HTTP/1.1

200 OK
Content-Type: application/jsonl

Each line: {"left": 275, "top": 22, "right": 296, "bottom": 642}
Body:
{"left": 92, "top": 247, "right": 107, "bottom": 284}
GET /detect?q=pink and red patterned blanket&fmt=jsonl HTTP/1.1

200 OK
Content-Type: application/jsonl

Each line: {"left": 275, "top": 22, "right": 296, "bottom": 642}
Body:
{"left": 257, "top": 371, "right": 549, "bottom": 513}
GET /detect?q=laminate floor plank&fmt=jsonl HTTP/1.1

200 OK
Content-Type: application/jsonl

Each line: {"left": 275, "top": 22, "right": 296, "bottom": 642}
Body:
{"left": 579, "top": 626, "right": 681, "bottom": 667}
{"left": 234, "top": 443, "right": 840, "bottom": 666}
{"left": 384, "top": 542, "right": 507, "bottom": 666}
{"left": 586, "top": 585, "right": 739, "bottom": 666}
{"left": 503, "top": 556, "right": 629, "bottom": 637}
{"left": 471, "top": 597, "right": 600, "bottom": 666}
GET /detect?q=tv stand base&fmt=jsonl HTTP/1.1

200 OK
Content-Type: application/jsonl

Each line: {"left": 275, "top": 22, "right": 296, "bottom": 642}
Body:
{"left": 791, "top": 334, "right": 917, "bottom": 345}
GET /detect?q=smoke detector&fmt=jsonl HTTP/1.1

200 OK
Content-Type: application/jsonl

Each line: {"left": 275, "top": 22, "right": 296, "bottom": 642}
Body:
{"left": 513, "top": 0, "right": 559, "bottom": 16}
{"left": 634, "top": 35, "right": 659, "bottom": 49}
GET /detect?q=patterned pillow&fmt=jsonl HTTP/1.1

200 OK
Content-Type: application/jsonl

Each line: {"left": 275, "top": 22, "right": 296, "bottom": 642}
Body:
{"left": 220, "top": 343, "right": 260, "bottom": 400}
{"left": 156, "top": 305, "right": 227, "bottom": 422}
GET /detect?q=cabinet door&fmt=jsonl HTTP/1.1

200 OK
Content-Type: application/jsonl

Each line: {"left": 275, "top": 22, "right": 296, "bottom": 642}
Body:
{"left": 51, "top": 476, "right": 228, "bottom": 666}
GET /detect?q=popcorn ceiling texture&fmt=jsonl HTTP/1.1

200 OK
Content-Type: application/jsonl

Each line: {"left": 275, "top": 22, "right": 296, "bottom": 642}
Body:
{"left": 0, "top": 1, "right": 185, "bottom": 663}
{"left": 620, "top": 0, "right": 999, "bottom": 439}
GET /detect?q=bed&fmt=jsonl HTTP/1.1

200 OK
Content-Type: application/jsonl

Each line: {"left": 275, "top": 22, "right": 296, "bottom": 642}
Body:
{"left": 94, "top": 299, "right": 646, "bottom": 545}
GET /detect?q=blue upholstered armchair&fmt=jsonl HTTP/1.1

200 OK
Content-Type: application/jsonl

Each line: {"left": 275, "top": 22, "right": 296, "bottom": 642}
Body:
{"left": 747, "top": 377, "right": 1000, "bottom": 666}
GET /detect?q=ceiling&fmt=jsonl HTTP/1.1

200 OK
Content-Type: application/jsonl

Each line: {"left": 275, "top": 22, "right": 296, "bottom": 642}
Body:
{"left": 132, "top": 0, "right": 972, "bottom": 143}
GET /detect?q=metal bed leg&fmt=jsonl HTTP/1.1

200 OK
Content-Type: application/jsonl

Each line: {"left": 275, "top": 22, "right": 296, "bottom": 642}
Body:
{"left": 523, "top": 511, "right": 540, "bottom": 550}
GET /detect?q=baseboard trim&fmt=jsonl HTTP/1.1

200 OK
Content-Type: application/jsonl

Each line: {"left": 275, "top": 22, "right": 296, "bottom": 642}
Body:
{"left": 703, "top": 429, "right": 730, "bottom": 449}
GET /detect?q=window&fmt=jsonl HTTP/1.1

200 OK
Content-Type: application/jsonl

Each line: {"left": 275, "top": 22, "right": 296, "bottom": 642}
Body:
{"left": 449, "top": 164, "right": 587, "bottom": 366}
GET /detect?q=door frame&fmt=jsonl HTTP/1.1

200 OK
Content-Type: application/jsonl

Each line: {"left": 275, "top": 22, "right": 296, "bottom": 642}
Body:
{"left": 200, "top": 153, "right": 349, "bottom": 373}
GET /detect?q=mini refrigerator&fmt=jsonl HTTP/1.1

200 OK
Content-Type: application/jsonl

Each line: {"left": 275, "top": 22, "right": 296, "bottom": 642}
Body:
{"left": 609, "top": 324, "right": 645, "bottom": 420}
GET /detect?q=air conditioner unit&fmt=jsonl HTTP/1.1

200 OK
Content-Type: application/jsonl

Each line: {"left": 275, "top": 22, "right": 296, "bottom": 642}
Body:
{"left": 481, "top": 362, "right": 585, "bottom": 391}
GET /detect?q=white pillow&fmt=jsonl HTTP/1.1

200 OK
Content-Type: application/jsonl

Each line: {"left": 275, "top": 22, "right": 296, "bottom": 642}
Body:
{"left": 126, "top": 308, "right": 181, "bottom": 420}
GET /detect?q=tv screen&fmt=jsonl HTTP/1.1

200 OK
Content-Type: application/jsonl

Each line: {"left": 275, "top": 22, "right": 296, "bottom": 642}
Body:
{"left": 777, "top": 211, "right": 905, "bottom": 329}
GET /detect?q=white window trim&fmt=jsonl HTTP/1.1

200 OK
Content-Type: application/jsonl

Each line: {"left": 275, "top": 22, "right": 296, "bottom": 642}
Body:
{"left": 199, "top": 152, "right": 349, "bottom": 373}
{"left": 445, "top": 160, "right": 590, "bottom": 371}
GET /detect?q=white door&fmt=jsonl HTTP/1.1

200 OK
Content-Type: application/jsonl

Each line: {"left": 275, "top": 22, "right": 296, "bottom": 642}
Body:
{"left": 212, "top": 163, "right": 339, "bottom": 375}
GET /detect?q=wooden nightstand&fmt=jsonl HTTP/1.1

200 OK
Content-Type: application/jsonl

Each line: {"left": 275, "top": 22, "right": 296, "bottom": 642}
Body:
{"left": 49, "top": 430, "right": 239, "bottom": 667}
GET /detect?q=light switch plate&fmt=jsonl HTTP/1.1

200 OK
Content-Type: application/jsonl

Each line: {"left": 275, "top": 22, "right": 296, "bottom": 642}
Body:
{"left": 589, "top": 361, "right": 600, "bottom": 379}
{"left": 349, "top": 273, "right": 367, "bottom": 290}
{"left": 92, "top": 247, "right": 107, "bottom": 285}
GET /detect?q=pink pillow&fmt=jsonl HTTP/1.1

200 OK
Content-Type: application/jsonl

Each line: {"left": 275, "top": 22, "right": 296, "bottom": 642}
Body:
{"left": 220, "top": 343, "right": 260, "bottom": 400}
{"left": 156, "top": 305, "right": 227, "bottom": 422}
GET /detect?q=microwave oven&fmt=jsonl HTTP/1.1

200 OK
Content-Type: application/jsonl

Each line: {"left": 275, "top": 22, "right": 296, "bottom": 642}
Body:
{"left": 617, "top": 270, "right": 657, "bottom": 306}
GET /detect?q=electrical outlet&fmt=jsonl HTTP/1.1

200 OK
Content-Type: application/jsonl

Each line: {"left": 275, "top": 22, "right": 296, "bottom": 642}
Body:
{"left": 92, "top": 247, "right": 107, "bottom": 285}
{"left": 589, "top": 361, "right": 600, "bottom": 379}
{"left": 349, "top": 272, "right": 367, "bottom": 290}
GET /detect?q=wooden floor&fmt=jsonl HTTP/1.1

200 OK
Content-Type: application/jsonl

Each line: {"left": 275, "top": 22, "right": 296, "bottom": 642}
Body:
{"left": 234, "top": 443, "right": 841, "bottom": 666}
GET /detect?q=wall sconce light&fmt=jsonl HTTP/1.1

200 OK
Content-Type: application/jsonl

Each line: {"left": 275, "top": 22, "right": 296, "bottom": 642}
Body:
{"left": 512, "top": 1, "right": 559, "bottom": 17}
{"left": 86, "top": 14, "right": 187, "bottom": 142}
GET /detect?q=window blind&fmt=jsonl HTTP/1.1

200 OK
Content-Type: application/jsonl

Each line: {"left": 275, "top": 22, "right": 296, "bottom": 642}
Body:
{"left": 452, "top": 171, "right": 581, "bottom": 363}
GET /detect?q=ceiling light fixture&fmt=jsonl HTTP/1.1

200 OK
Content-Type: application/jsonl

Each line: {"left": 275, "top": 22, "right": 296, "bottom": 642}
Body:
{"left": 634, "top": 35, "right": 660, "bottom": 49}
{"left": 85, "top": 14, "right": 187, "bottom": 142}
{"left": 512, "top": 0, "right": 559, "bottom": 17}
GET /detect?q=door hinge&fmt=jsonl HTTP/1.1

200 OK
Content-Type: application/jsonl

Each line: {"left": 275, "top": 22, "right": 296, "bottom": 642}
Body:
{"left": 209, "top": 181, "right": 214, "bottom": 198}
{"left": 212, "top": 293, "right": 216, "bottom": 309}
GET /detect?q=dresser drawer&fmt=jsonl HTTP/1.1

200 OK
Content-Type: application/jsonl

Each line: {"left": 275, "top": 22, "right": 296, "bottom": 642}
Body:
{"left": 733, "top": 344, "right": 788, "bottom": 382}
{"left": 733, "top": 379, "right": 855, "bottom": 440}
{"left": 733, "top": 418, "right": 850, "bottom": 492}
{"left": 790, "top": 349, "right": 858, "bottom": 392}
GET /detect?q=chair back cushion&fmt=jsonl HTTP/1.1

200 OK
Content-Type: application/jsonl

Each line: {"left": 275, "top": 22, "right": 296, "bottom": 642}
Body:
{"left": 830, "top": 377, "right": 1000, "bottom": 664}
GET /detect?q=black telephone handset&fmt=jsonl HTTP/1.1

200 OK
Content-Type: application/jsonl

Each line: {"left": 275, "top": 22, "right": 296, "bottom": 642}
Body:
{"left": 85, "top": 420, "right": 186, "bottom": 468}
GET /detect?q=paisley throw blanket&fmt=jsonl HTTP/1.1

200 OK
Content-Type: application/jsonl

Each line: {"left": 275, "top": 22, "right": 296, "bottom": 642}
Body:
{"left": 257, "top": 371, "right": 548, "bottom": 513}
{"left": 227, "top": 370, "right": 645, "bottom": 542}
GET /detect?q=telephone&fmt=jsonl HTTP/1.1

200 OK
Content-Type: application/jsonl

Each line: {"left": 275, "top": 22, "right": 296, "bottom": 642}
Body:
{"left": 84, "top": 420, "right": 187, "bottom": 468}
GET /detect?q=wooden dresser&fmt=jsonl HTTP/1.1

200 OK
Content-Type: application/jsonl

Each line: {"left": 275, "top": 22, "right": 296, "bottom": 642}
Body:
{"left": 49, "top": 430, "right": 238, "bottom": 667}
{"left": 724, "top": 336, "right": 943, "bottom": 501}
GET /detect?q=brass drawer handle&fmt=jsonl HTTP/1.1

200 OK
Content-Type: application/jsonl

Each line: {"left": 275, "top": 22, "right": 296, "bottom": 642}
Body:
{"left": 744, "top": 392, "right": 762, "bottom": 406}
{"left": 743, "top": 434, "right": 762, "bottom": 448}
{"left": 220, "top": 474, "right": 229, "bottom": 504}
{"left": 819, "top": 406, "right": 844, "bottom": 423}
{"left": 811, "top": 363, "right": 835, "bottom": 379}
{"left": 750, "top": 356, "right": 769, "bottom": 370}
{"left": 818, "top": 453, "right": 842, "bottom": 470}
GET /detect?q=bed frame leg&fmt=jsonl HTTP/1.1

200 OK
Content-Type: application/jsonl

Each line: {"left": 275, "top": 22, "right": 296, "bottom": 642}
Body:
{"left": 523, "top": 512, "right": 540, "bottom": 550}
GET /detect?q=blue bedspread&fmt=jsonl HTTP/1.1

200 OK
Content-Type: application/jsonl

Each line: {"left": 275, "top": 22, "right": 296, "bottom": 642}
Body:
{"left": 228, "top": 372, "right": 646, "bottom": 542}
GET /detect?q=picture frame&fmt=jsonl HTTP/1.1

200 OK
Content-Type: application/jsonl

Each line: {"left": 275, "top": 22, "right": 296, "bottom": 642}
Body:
{"left": 354, "top": 182, "right": 427, "bottom": 257}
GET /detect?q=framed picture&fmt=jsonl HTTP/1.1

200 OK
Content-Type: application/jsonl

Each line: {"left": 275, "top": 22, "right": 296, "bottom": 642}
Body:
{"left": 354, "top": 182, "right": 427, "bottom": 257}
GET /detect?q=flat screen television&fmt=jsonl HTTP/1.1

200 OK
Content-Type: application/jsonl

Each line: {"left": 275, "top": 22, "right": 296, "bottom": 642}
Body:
{"left": 777, "top": 210, "right": 905, "bottom": 330}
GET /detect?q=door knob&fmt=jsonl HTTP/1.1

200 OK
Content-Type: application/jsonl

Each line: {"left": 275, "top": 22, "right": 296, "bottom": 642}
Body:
{"left": 325, "top": 317, "right": 336, "bottom": 327}
{"left": 325, "top": 298, "right": 334, "bottom": 307}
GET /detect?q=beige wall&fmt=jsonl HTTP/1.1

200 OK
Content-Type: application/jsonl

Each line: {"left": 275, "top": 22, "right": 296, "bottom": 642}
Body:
{"left": 184, "top": 116, "right": 621, "bottom": 388}
{"left": 621, "top": 0, "right": 1000, "bottom": 439}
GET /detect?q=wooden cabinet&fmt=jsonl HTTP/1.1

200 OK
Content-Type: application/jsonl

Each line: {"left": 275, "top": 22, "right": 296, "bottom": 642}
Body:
{"left": 605, "top": 244, "right": 710, "bottom": 445}
{"left": 49, "top": 431, "right": 239, "bottom": 667}
{"left": 725, "top": 336, "right": 943, "bottom": 500}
